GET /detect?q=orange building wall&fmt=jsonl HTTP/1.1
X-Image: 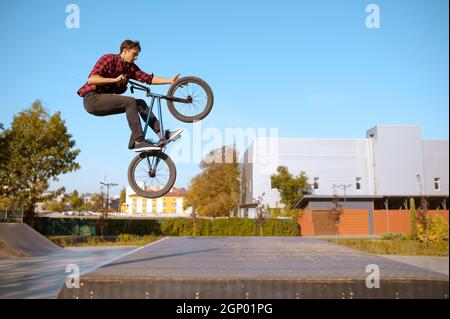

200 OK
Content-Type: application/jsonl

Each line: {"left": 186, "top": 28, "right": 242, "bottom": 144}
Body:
{"left": 298, "top": 209, "right": 370, "bottom": 236}
{"left": 298, "top": 206, "right": 448, "bottom": 236}
{"left": 298, "top": 209, "right": 314, "bottom": 236}
{"left": 337, "top": 210, "right": 370, "bottom": 235}
{"left": 374, "top": 210, "right": 449, "bottom": 235}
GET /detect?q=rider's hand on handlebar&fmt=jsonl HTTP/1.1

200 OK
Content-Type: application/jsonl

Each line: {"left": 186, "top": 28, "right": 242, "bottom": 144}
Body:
{"left": 115, "top": 74, "right": 127, "bottom": 83}
{"left": 170, "top": 73, "right": 180, "bottom": 84}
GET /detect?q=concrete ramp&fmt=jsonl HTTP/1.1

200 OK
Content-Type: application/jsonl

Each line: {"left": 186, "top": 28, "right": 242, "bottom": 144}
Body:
{"left": 57, "top": 237, "right": 448, "bottom": 299}
{"left": 0, "top": 223, "right": 62, "bottom": 257}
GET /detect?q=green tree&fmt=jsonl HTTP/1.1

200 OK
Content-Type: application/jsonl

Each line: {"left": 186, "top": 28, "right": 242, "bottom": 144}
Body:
{"left": 0, "top": 123, "right": 12, "bottom": 196}
{"left": 69, "top": 190, "right": 83, "bottom": 211}
{"left": 410, "top": 197, "right": 417, "bottom": 240}
{"left": 91, "top": 193, "right": 105, "bottom": 212}
{"left": 119, "top": 187, "right": 126, "bottom": 211}
{"left": 270, "top": 166, "right": 310, "bottom": 210}
{"left": 45, "top": 198, "right": 67, "bottom": 212}
{"left": 0, "top": 101, "right": 80, "bottom": 224}
{"left": 184, "top": 146, "right": 240, "bottom": 218}
{"left": 254, "top": 193, "right": 270, "bottom": 236}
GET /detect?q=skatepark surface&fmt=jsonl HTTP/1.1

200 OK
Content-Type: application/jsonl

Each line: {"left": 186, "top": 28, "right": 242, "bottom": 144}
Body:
{"left": 0, "top": 224, "right": 448, "bottom": 299}
{"left": 58, "top": 236, "right": 448, "bottom": 299}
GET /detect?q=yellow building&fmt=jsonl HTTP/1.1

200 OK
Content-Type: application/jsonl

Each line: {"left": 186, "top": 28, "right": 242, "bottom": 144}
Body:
{"left": 122, "top": 186, "right": 191, "bottom": 217}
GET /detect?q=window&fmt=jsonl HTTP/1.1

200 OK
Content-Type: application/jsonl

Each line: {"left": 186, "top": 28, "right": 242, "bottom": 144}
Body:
{"left": 356, "top": 177, "right": 362, "bottom": 191}
{"left": 313, "top": 177, "right": 319, "bottom": 190}
{"left": 434, "top": 178, "right": 441, "bottom": 191}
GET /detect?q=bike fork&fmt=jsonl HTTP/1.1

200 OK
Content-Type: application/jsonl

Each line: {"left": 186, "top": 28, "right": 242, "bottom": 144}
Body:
{"left": 143, "top": 96, "right": 165, "bottom": 141}
{"left": 143, "top": 96, "right": 166, "bottom": 173}
{"left": 145, "top": 154, "right": 163, "bottom": 176}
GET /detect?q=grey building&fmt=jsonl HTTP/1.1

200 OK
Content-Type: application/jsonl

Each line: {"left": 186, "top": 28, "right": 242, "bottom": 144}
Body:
{"left": 239, "top": 125, "right": 449, "bottom": 218}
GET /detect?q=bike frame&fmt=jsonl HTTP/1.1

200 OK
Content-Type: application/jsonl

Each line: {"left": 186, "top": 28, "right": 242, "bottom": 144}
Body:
{"left": 128, "top": 80, "right": 190, "bottom": 175}
{"left": 129, "top": 80, "right": 191, "bottom": 141}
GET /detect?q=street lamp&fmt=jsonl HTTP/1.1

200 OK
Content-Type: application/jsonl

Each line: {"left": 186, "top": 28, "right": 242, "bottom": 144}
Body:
{"left": 100, "top": 182, "right": 118, "bottom": 215}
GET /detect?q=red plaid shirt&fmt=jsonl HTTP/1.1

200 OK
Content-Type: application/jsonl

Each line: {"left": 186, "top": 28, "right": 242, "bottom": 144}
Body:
{"left": 77, "top": 54, "right": 154, "bottom": 97}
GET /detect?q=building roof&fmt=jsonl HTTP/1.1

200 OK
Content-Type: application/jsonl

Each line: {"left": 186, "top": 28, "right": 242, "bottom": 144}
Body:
{"left": 128, "top": 187, "right": 187, "bottom": 198}
{"left": 294, "top": 194, "right": 449, "bottom": 209}
{"left": 294, "top": 195, "right": 383, "bottom": 209}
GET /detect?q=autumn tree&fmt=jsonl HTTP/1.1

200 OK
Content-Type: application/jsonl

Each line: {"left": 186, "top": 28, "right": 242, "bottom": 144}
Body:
{"left": 270, "top": 166, "right": 311, "bottom": 211}
{"left": 119, "top": 187, "right": 126, "bottom": 212}
{"left": 184, "top": 146, "right": 240, "bottom": 218}
{"left": 0, "top": 100, "right": 80, "bottom": 224}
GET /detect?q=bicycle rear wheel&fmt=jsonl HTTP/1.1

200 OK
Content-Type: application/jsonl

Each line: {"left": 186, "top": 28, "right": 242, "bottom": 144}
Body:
{"left": 127, "top": 151, "right": 176, "bottom": 198}
{"left": 166, "top": 76, "right": 214, "bottom": 123}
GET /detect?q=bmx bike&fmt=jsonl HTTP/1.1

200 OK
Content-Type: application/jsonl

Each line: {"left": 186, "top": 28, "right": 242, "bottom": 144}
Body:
{"left": 127, "top": 76, "right": 213, "bottom": 198}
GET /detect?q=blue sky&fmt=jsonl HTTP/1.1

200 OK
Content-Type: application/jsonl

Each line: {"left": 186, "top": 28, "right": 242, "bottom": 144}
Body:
{"left": 0, "top": 0, "right": 448, "bottom": 196}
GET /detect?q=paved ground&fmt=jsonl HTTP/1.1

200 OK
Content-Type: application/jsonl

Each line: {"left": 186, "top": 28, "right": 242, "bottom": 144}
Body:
{"left": 377, "top": 255, "right": 449, "bottom": 276}
{"left": 74, "top": 237, "right": 447, "bottom": 280}
{"left": 0, "top": 246, "right": 136, "bottom": 298}
{"left": 58, "top": 237, "right": 448, "bottom": 299}
{"left": 1, "top": 237, "right": 448, "bottom": 299}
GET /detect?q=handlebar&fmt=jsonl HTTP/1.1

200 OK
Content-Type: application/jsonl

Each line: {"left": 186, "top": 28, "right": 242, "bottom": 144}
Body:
{"left": 129, "top": 80, "right": 151, "bottom": 96}
{"left": 128, "top": 79, "right": 193, "bottom": 104}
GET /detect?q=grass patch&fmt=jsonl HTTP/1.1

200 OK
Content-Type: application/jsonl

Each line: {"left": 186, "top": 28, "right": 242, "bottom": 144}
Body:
{"left": 48, "top": 234, "right": 163, "bottom": 247}
{"left": 325, "top": 238, "right": 449, "bottom": 256}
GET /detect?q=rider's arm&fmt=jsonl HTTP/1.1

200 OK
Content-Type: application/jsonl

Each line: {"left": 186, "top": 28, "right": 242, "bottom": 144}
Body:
{"left": 86, "top": 54, "right": 122, "bottom": 86}
{"left": 130, "top": 64, "right": 178, "bottom": 85}
{"left": 130, "top": 63, "right": 179, "bottom": 85}
{"left": 87, "top": 74, "right": 122, "bottom": 85}
{"left": 130, "top": 64, "right": 154, "bottom": 84}
{"left": 151, "top": 75, "right": 179, "bottom": 85}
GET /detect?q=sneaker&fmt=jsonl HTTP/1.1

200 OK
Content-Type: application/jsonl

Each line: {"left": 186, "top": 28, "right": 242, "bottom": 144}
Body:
{"left": 164, "top": 128, "right": 184, "bottom": 142}
{"left": 129, "top": 137, "right": 158, "bottom": 150}
{"left": 133, "top": 140, "right": 161, "bottom": 152}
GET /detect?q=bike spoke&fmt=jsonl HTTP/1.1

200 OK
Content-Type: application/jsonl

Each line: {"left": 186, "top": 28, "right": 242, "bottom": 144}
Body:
{"left": 134, "top": 154, "right": 171, "bottom": 194}
{"left": 172, "top": 81, "right": 208, "bottom": 118}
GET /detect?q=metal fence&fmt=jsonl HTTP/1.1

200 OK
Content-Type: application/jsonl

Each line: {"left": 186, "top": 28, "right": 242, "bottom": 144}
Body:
{"left": 0, "top": 209, "right": 24, "bottom": 223}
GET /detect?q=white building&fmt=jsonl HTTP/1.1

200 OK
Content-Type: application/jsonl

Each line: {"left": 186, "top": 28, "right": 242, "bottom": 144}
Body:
{"left": 240, "top": 125, "right": 449, "bottom": 218}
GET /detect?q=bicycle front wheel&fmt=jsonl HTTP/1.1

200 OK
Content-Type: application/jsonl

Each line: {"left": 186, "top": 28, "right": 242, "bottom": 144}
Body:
{"left": 166, "top": 76, "right": 214, "bottom": 123}
{"left": 127, "top": 151, "right": 176, "bottom": 198}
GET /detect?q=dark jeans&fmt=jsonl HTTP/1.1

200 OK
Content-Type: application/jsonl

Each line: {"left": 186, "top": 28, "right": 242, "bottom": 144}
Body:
{"left": 83, "top": 92, "right": 161, "bottom": 146}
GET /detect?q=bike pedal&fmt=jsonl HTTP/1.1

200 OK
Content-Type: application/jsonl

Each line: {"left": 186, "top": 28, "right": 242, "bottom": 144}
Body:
{"left": 158, "top": 139, "right": 168, "bottom": 147}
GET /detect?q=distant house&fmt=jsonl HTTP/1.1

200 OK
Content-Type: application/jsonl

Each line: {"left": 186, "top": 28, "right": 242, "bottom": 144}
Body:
{"left": 121, "top": 186, "right": 192, "bottom": 217}
{"left": 35, "top": 191, "right": 68, "bottom": 213}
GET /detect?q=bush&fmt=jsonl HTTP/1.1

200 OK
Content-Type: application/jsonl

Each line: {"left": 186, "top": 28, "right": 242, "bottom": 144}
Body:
{"left": 382, "top": 233, "right": 407, "bottom": 240}
{"left": 409, "top": 198, "right": 417, "bottom": 240}
{"left": 160, "top": 217, "right": 299, "bottom": 236}
{"left": 38, "top": 217, "right": 300, "bottom": 237}
{"left": 105, "top": 219, "right": 162, "bottom": 236}
{"left": 417, "top": 215, "right": 449, "bottom": 243}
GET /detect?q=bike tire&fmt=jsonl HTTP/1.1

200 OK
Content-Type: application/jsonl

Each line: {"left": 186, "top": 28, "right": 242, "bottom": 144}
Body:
{"left": 127, "top": 151, "right": 177, "bottom": 198}
{"left": 166, "top": 76, "right": 214, "bottom": 123}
